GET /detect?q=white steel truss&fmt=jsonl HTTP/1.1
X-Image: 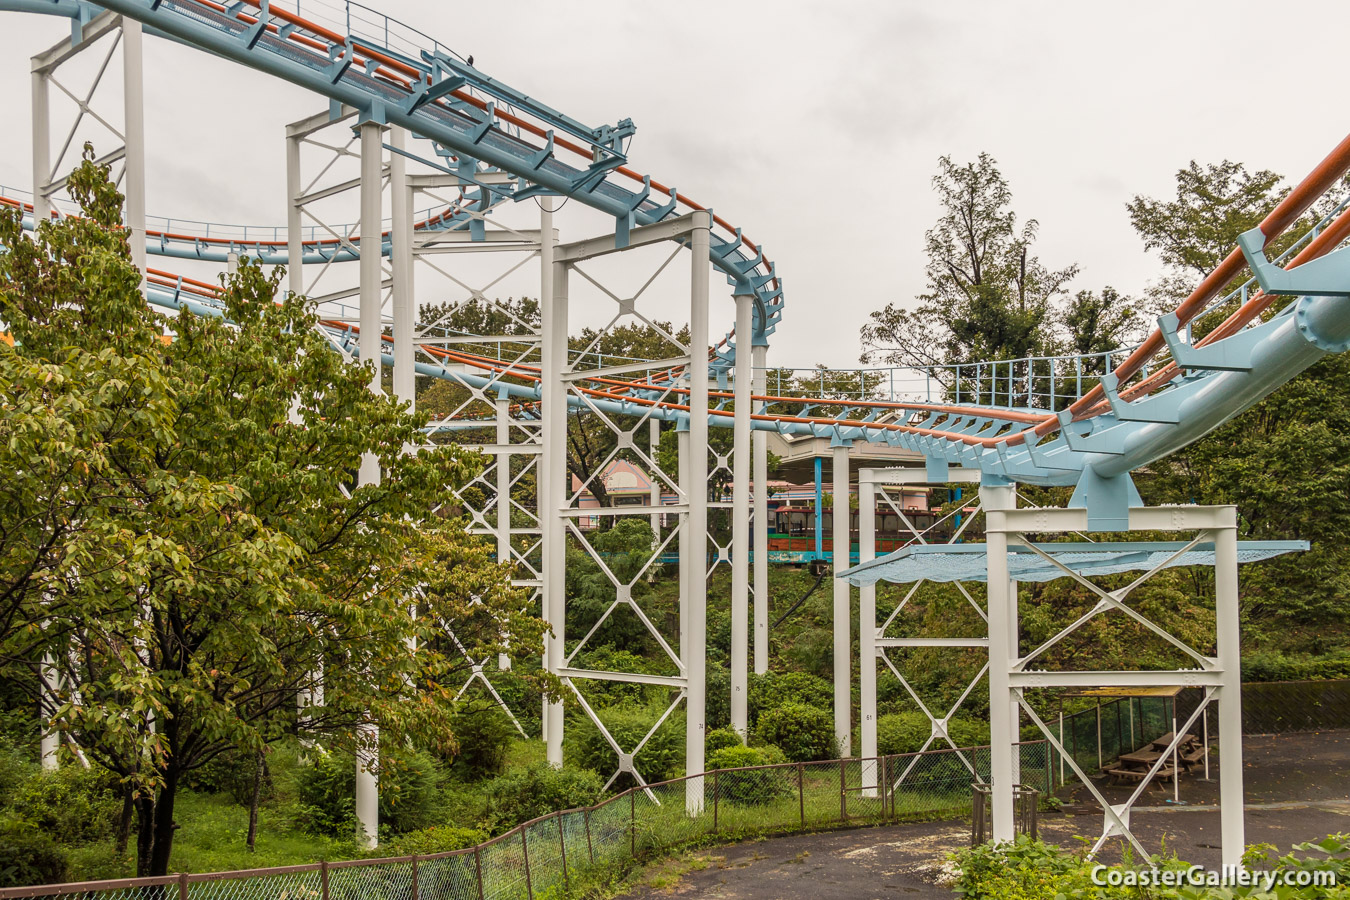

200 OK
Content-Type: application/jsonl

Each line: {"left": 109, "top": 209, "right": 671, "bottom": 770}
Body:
{"left": 542, "top": 212, "right": 711, "bottom": 813}
{"left": 984, "top": 504, "right": 1244, "bottom": 867}
{"left": 857, "top": 466, "right": 984, "bottom": 794}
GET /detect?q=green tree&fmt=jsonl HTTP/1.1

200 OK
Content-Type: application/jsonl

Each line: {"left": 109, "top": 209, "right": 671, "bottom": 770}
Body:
{"left": 1129, "top": 158, "right": 1350, "bottom": 630}
{"left": 0, "top": 154, "right": 553, "bottom": 875}
{"left": 860, "top": 153, "right": 1078, "bottom": 375}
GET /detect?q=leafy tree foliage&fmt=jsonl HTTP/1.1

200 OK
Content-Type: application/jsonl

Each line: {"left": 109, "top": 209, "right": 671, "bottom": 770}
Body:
{"left": 860, "top": 153, "right": 1080, "bottom": 373}
{"left": 1128, "top": 158, "right": 1350, "bottom": 630}
{"left": 0, "top": 154, "right": 553, "bottom": 875}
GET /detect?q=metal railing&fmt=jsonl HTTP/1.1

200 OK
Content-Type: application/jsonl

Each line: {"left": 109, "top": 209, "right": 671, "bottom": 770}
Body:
{"left": 0, "top": 743, "right": 1055, "bottom": 900}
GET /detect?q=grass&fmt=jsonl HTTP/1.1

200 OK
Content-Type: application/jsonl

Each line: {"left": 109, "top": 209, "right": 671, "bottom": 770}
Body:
{"left": 65, "top": 790, "right": 366, "bottom": 880}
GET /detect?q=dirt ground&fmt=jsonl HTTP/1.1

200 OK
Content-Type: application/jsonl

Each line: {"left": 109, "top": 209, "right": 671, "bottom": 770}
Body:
{"left": 620, "top": 731, "right": 1350, "bottom": 900}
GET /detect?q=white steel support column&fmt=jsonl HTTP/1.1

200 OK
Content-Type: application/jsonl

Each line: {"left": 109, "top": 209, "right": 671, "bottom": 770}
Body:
{"left": 34, "top": 34, "right": 53, "bottom": 767}
{"left": 30, "top": 68, "right": 49, "bottom": 226}
{"left": 729, "top": 292, "right": 753, "bottom": 736}
{"left": 541, "top": 198, "right": 566, "bottom": 766}
{"left": 685, "top": 212, "right": 711, "bottom": 813}
{"left": 495, "top": 395, "right": 512, "bottom": 672}
{"left": 121, "top": 18, "right": 146, "bottom": 275}
{"left": 1214, "top": 512, "right": 1245, "bottom": 868}
{"left": 751, "top": 344, "right": 769, "bottom": 675}
{"left": 982, "top": 481, "right": 1017, "bottom": 844}
{"left": 649, "top": 419, "right": 662, "bottom": 546}
{"left": 389, "top": 126, "right": 414, "bottom": 407}
{"left": 354, "top": 117, "right": 384, "bottom": 850}
{"left": 286, "top": 133, "right": 303, "bottom": 296}
{"left": 832, "top": 442, "right": 852, "bottom": 757}
{"left": 858, "top": 475, "right": 877, "bottom": 794}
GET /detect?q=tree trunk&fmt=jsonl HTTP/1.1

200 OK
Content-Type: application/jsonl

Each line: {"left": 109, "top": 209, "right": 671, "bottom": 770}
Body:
{"left": 147, "top": 767, "right": 180, "bottom": 876}
{"left": 246, "top": 751, "right": 265, "bottom": 852}
{"left": 134, "top": 792, "right": 156, "bottom": 877}
{"left": 116, "top": 783, "right": 134, "bottom": 855}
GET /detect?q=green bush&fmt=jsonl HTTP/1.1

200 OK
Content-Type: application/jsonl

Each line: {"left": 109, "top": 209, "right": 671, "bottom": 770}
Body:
{"left": 571, "top": 705, "right": 684, "bottom": 784}
{"left": 0, "top": 820, "right": 69, "bottom": 887}
{"left": 448, "top": 703, "right": 516, "bottom": 780}
{"left": 486, "top": 764, "right": 602, "bottom": 829}
{"left": 748, "top": 671, "right": 833, "bottom": 726}
{"left": 876, "top": 711, "right": 989, "bottom": 756}
{"left": 754, "top": 702, "right": 836, "bottom": 763}
{"left": 0, "top": 741, "right": 35, "bottom": 809}
{"left": 387, "top": 825, "right": 487, "bottom": 856}
{"left": 9, "top": 764, "right": 120, "bottom": 845}
{"left": 183, "top": 747, "right": 270, "bottom": 805}
{"left": 707, "top": 745, "right": 792, "bottom": 806}
{"left": 705, "top": 727, "right": 743, "bottom": 755}
{"left": 294, "top": 747, "right": 444, "bottom": 837}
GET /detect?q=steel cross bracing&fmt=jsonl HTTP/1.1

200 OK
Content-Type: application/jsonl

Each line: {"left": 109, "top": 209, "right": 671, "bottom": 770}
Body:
{"left": 2, "top": 0, "right": 785, "bottom": 373}
{"left": 983, "top": 505, "right": 1246, "bottom": 868}
{"left": 541, "top": 213, "right": 712, "bottom": 813}
{"left": 855, "top": 467, "right": 987, "bottom": 796}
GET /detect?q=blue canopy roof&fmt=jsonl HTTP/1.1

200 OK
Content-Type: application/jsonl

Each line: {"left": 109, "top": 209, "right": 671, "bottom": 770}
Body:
{"left": 837, "top": 540, "right": 1308, "bottom": 586}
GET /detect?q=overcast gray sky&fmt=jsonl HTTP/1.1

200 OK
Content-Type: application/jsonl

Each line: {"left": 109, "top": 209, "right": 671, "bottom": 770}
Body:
{"left": 3, "top": 0, "right": 1349, "bottom": 369}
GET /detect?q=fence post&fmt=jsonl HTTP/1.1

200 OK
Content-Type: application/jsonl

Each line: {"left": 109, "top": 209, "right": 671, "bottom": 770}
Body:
{"left": 839, "top": 758, "right": 846, "bottom": 823}
{"left": 788, "top": 766, "right": 799, "bottom": 825}
{"left": 473, "top": 846, "right": 485, "bottom": 900}
{"left": 713, "top": 770, "right": 719, "bottom": 833}
{"left": 557, "top": 811, "right": 568, "bottom": 890}
{"left": 320, "top": 860, "right": 330, "bottom": 900}
{"left": 411, "top": 854, "right": 419, "bottom": 900}
{"left": 521, "top": 828, "right": 533, "bottom": 900}
{"left": 583, "top": 808, "right": 594, "bottom": 863}
{"left": 179, "top": 872, "right": 189, "bottom": 900}
{"left": 630, "top": 791, "right": 636, "bottom": 857}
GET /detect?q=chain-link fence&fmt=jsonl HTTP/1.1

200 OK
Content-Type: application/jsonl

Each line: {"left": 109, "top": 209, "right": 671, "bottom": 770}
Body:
{"left": 1053, "top": 695, "right": 1174, "bottom": 777}
{"left": 1182, "top": 680, "right": 1350, "bottom": 735}
{"left": 0, "top": 743, "right": 1055, "bottom": 900}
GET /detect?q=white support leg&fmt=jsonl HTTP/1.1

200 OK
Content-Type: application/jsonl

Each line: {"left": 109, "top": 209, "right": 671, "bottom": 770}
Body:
{"left": 730, "top": 292, "right": 753, "bottom": 736}
{"left": 120, "top": 18, "right": 145, "bottom": 275}
{"left": 686, "top": 212, "right": 711, "bottom": 813}
{"left": 858, "top": 475, "right": 877, "bottom": 794}
{"left": 31, "top": 68, "right": 50, "bottom": 226}
{"left": 981, "top": 481, "right": 1017, "bottom": 844}
{"left": 751, "top": 344, "right": 769, "bottom": 675}
{"left": 286, "top": 133, "right": 303, "bottom": 296}
{"left": 1214, "top": 512, "right": 1245, "bottom": 868}
{"left": 389, "top": 126, "right": 415, "bottom": 407}
{"left": 832, "top": 443, "right": 852, "bottom": 757}
{"left": 649, "top": 419, "right": 662, "bottom": 549}
{"left": 496, "top": 395, "right": 512, "bottom": 672}
{"left": 354, "top": 118, "right": 384, "bottom": 850}
{"left": 541, "top": 198, "right": 566, "bottom": 766}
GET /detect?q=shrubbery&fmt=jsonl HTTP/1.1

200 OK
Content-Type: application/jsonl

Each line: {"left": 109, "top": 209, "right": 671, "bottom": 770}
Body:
{"left": 486, "top": 764, "right": 602, "bottom": 827}
{"left": 754, "top": 702, "right": 836, "bottom": 763}
{"left": 706, "top": 745, "right": 793, "bottom": 806}
{"left": 876, "top": 711, "right": 989, "bottom": 756}
{"left": 386, "top": 825, "right": 487, "bottom": 855}
{"left": 748, "top": 671, "right": 833, "bottom": 726}
{"left": 294, "top": 747, "right": 443, "bottom": 837}
{"left": 0, "top": 820, "right": 69, "bottom": 887}
{"left": 570, "top": 705, "right": 684, "bottom": 783}
{"left": 9, "top": 764, "right": 121, "bottom": 845}
{"left": 952, "top": 833, "right": 1350, "bottom": 899}
{"left": 447, "top": 704, "right": 516, "bottom": 780}
{"left": 705, "top": 727, "right": 743, "bottom": 755}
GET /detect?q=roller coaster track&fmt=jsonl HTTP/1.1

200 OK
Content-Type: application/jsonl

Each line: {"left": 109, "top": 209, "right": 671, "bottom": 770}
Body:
{"left": 7, "top": 0, "right": 1350, "bottom": 516}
